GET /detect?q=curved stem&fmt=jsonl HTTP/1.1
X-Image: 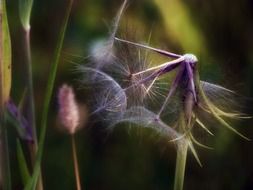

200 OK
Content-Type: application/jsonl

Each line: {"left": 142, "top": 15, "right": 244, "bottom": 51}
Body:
{"left": 110, "top": 0, "right": 127, "bottom": 41}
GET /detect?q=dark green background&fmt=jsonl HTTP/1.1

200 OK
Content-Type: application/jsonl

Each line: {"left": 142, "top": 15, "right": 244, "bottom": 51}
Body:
{"left": 6, "top": 0, "right": 253, "bottom": 189}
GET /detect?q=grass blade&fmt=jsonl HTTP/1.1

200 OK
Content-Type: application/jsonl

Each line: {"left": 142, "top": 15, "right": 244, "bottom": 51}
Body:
{"left": 0, "top": 0, "right": 11, "bottom": 103}
{"left": 0, "top": 0, "right": 12, "bottom": 189}
{"left": 19, "top": 0, "right": 33, "bottom": 30}
{"left": 24, "top": 0, "right": 73, "bottom": 189}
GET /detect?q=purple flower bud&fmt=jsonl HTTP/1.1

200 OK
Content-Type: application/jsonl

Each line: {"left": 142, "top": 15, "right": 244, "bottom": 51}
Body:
{"left": 6, "top": 99, "right": 33, "bottom": 141}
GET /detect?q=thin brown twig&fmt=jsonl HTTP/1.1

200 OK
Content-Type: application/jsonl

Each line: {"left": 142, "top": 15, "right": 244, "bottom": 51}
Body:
{"left": 71, "top": 134, "right": 82, "bottom": 190}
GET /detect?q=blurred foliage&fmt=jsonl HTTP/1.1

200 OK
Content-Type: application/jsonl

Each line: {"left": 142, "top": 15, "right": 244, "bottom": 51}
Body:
{"left": 0, "top": 0, "right": 12, "bottom": 105}
{"left": 154, "top": 0, "right": 207, "bottom": 58}
{"left": 5, "top": 0, "right": 253, "bottom": 189}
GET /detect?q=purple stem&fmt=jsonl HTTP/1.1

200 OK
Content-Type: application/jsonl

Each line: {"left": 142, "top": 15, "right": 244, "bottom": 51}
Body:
{"left": 115, "top": 37, "right": 182, "bottom": 59}
{"left": 124, "top": 60, "right": 182, "bottom": 92}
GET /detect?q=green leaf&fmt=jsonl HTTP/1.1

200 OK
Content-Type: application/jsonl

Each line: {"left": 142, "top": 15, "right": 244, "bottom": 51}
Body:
{"left": 19, "top": 0, "right": 33, "bottom": 30}
{"left": 0, "top": 2, "right": 12, "bottom": 189}
{"left": 16, "top": 139, "right": 31, "bottom": 186}
{"left": 0, "top": 0, "right": 12, "bottom": 106}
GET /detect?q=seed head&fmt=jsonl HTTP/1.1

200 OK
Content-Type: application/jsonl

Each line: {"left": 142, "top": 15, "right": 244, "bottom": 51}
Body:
{"left": 183, "top": 54, "right": 198, "bottom": 64}
{"left": 58, "top": 84, "right": 80, "bottom": 134}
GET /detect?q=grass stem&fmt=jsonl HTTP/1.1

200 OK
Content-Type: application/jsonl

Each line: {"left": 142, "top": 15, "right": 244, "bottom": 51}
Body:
{"left": 23, "top": 28, "right": 36, "bottom": 139}
{"left": 23, "top": 27, "right": 43, "bottom": 190}
{"left": 71, "top": 135, "right": 82, "bottom": 190}
{"left": 24, "top": 0, "right": 73, "bottom": 189}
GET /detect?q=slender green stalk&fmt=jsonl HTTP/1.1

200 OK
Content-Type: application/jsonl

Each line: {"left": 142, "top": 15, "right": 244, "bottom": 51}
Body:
{"left": 23, "top": 28, "right": 36, "bottom": 135}
{"left": 173, "top": 141, "right": 188, "bottom": 190}
{"left": 24, "top": 0, "right": 73, "bottom": 189}
{"left": 23, "top": 25, "right": 43, "bottom": 190}
{"left": 23, "top": 28, "right": 37, "bottom": 142}
{"left": 71, "top": 135, "right": 82, "bottom": 190}
{"left": 173, "top": 113, "right": 189, "bottom": 190}
{"left": 20, "top": 0, "right": 37, "bottom": 150}
{"left": 19, "top": 0, "right": 43, "bottom": 188}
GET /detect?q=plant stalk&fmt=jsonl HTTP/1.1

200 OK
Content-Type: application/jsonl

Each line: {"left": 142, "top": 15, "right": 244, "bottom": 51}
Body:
{"left": 71, "top": 135, "right": 82, "bottom": 190}
{"left": 23, "top": 28, "right": 36, "bottom": 139}
{"left": 173, "top": 141, "right": 188, "bottom": 190}
{"left": 24, "top": 0, "right": 73, "bottom": 189}
{"left": 23, "top": 27, "right": 43, "bottom": 190}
